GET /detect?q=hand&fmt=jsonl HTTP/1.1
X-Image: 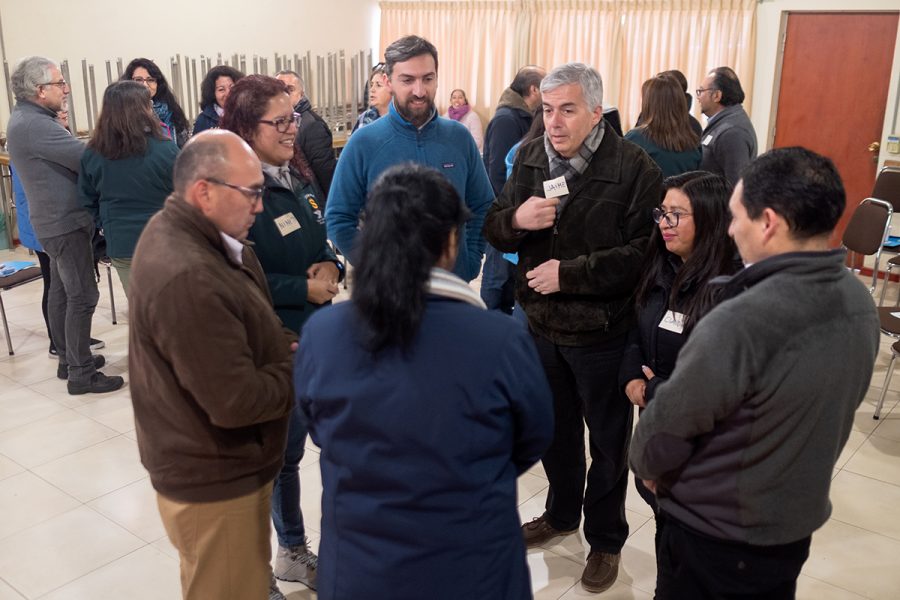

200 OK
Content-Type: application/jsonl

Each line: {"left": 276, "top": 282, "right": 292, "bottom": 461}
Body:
{"left": 512, "top": 196, "right": 559, "bottom": 231}
{"left": 642, "top": 479, "right": 658, "bottom": 495}
{"left": 526, "top": 259, "right": 560, "bottom": 294}
{"left": 625, "top": 378, "right": 647, "bottom": 408}
{"left": 642, "top": 366, "right": 656, "bottom": 380}
{"left": 307, "top": 261, "right": 339, "bottom": 283}
{"left": 307, "top": 278, "right": 339, "bottom": 304}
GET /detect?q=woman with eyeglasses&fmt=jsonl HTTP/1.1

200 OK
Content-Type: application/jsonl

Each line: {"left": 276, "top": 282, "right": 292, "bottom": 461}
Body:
{"left": 193, "top": 65, "right": 244, "bottom": 134}
{"left": 619, "top": 171, "right": 738, "bottom": 526}
{"left": 294, "top": 163, "right": 552, "bottom": 600}
{"left": 122, "top": 58, "right": 190, "bottom": 147}
{"left": 78, "top": 81, "right": 179, "bottom": 291}
{"left": 352, "top": 64, "right": 390, "bottom": 132}
{"left": 625, "top": 75, "right": 701, "bottom": 178}
{"left": 220, "top": 74, "right": 341, "bottom": 596}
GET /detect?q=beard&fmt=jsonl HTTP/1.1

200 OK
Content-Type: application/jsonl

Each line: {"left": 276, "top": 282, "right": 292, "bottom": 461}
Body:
{"left": 395, "top": 94, "right": 435, "bottom": 127}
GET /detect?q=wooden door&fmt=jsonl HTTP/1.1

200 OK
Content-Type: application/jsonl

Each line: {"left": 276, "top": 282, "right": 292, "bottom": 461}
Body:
{"left": 773, "top": 12, "right": 899, "bottom": 248}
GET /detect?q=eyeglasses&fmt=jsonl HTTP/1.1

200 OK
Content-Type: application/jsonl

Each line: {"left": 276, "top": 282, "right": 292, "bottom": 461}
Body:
{"left": 206, "top": 178, "right": 264, "bottom": 205}
{"left": 652, "top": 207, "right": 692, "bottom": 227}
{"left": 695, "top": 87, "right": 717, "bottom": 97}
{"left": 40, "top": 80, "right": 69, "bottom": 89}
{"left": 258, "top": 113, "right": 301, "bottom": 133}
{"left": 132, "top": 77, "right": 157, "bottom": 85}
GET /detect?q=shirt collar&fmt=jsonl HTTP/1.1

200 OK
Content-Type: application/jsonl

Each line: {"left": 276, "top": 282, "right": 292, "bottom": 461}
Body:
{"left": 219, "top": 232, "right": 244, "bottom": 265}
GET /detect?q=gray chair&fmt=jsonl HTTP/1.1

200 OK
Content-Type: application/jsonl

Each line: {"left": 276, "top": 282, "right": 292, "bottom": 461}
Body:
{"left": 842, "top": 197, "right": 892, "bottom": 295}
{"left": 871, "top": 167, "right": 900, "bottom": 304}
{"left": 0, "top": 266, "right": 42, "bottom": 355}
{"left": 874, "top": 339, "right": 900, "bottom": 420}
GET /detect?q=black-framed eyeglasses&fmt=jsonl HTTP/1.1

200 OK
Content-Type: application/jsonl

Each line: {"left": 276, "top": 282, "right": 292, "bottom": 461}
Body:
{"left": 258, "top": 113, "right": 301, "bottom": 134}
{"left": 40, "top": 80, "right": 69, "bottom": 89}
{"left": 652, "top": 207, "right": 692, "bottom": 227}
{"left": 132, "top": 77, "right": 157, "bottom": 84}
{"left": 206, "top": 178, "right": 264, "bottom": 205}
{"left": 695, "top": 87, "right": 717, "bottom": 97}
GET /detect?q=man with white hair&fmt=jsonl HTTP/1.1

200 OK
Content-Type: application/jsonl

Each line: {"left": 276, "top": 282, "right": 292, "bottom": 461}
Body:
{"left": 7, "top": 56, "right": 123, "bottom": 394}
{"left": 484, "top": 62, "right": 662, "bottom": 593}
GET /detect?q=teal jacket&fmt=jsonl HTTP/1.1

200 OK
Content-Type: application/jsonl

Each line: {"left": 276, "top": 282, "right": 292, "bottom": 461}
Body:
{"left": 79, "top": 136, "right": 178, "bottom": 258}
{"left": 623, "top": 128, "right": 701, "bottom": 179}
{"left": 249, "top": 170, "right": 340, "bottom": 334}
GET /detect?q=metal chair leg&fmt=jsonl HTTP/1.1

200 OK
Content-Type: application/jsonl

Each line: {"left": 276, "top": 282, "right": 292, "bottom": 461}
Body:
{"left": 0, "top": 293, "right": 12, "bottom": 355}
{"left": 106, "top": 262, "right": 117, "bottom": 325}
{"left": 875, "top": 349, "right": 899, "bottom": 420}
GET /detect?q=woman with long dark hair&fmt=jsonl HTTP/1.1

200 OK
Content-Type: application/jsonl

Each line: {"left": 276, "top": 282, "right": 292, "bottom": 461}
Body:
{"left": 123, "top": 58, "right": 190, "bottom": 147}
{"left": 625, "top": 75, "right": 701, "bottom": 177}
{"left": 192, "top": 65, "right": 243, "bottom": 134}
{"left": 220, "top": 74, "right": 341, "bottom": 597}
{"left": 294, "top": 163, "right": 553, "bottom": 600}
{"left": 79, "top": 81, "right": 178, "bottom": 290}
{"left": 619, "top": 171, "right": 738, "bottom": 521}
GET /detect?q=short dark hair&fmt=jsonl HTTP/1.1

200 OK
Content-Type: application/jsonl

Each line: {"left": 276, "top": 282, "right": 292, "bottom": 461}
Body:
{"left": 510, "top": 66, "right": 545, "bottom": 98}
{"left": 173, "top": 134, "right": 229, "bottom": 196}
{"left": 384, "top": 35, "right": 438, "bottom": 78}
{"left": 199, "top": 65, "right": 244, "bottom": 110}
{"left": 739, "top": 147, "right": 846, "bottom": 239}
{"left": 88, "top": 81, "right": 164, "bottom": 160}
{"left": 220, "top": 75, "right": 289, "bottom": 146}
{"left": 709, "top": 66, "right": 745, "bottom": 106}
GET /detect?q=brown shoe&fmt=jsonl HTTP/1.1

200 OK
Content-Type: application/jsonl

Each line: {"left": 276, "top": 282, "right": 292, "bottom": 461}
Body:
{"left": 521, "top": 515, "right": 578, "bottom": 548}
{"left": 581, "top": 551, "right": 620, "bottom": 593}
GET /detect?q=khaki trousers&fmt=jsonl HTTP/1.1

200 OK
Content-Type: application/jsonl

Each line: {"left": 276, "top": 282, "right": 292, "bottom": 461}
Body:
{"left": 157, "top": 484, "right": 273, "bottom": 600}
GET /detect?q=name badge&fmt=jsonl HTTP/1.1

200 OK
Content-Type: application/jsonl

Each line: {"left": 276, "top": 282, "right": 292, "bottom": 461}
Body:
{"left": 658, "top": 310, "right": 685, "bottom": 334}
{"left": 543, "top": 176, "right": 569, "bottom": 198}
{"left": 275, "top": 213, "right": 301, "bottom": 237}
{"left": 702, "top": 134, "right": 714, "bottom": 146}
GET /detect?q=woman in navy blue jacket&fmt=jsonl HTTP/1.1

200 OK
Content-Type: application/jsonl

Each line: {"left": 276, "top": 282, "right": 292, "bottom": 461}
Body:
{"left": 192, "top": 65, "right": 243, "bottom": 134}
{"left": 295, "top": 164, "right": 554, "bottom": 600}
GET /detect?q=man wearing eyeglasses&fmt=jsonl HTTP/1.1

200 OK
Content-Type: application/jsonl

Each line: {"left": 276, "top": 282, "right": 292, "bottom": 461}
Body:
{"left": 7, "top": 56, "right": 123, "bottom": 394}
{"left": 696, "top": 67, "right": 757, "bottom": 185}
{"left": 129, "top": 130, "right": 297, "bottom": 600}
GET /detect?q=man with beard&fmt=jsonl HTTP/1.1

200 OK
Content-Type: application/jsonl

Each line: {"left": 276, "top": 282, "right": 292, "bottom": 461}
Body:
{"left": 326, "top": 35, "right": 494, "bottom": 282}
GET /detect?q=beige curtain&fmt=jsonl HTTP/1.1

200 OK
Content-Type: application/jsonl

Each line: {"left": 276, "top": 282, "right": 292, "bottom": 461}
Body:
{"left": 379, "top": 0, "right": 756, "bottom": 129}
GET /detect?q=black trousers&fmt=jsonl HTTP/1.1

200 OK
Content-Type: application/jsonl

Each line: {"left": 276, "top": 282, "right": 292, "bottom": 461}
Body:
{"left": 531, "top": 331, "right": 632, "bottom": 554}
{"left": 656, "top": 514, "right": 811, "bottom": 600}
{"left": 36, "top": 250, "right": 53, "bottom": 343}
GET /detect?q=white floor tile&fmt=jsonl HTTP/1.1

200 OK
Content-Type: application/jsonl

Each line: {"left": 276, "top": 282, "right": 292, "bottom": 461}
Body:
{"left": 0, "top": 409, "right": 118, "bottom": 468}
{"left": 0, "top": 471, "right": 79, "bottom": 540}
{"left": 834, "top": 429, "right": 869, "bottom": 470}
{"left": 72, "top": 390, "right": 135, "bottom": 433}
{"left": 517, "top": 471, "right": 549, "bottom": 504}
{"left": 39, "top": 545, "right": 179, "bottom": 600}
{"left": 829, "top": 470, "right": 900, "bottom": 541}
{"left": 0, "top": 387, "right": 67, "bottom": 434}
{"left": 0, "top": 455, "right": 23, "bottom": 482}
{"left": 0, "top": 506, "right": 143, "bottom": 598}
{"left": 842, "top": 436, "right": 900, "bottom": 486}
{"left": 0, "top": 579, "right": 25, "bottom": 600}
{"left": 558, "top": 580, "right": 652, "bottom": 599}
{"left": 527, "top": 548, "right": 582, "bottom": 600}
{"left": 88, "top": 478, "right": 164, "bottom": 543}
{"left": 795, "top": 574, "right": 867, "bottom": 599}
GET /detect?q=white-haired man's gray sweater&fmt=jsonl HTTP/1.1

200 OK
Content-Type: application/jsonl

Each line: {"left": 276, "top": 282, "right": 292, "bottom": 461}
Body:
{"left": 7, "top": 99, "right": 90, "bottom": 239}
{"left": 630, "top": 249, "right": 879, "bottom": 546}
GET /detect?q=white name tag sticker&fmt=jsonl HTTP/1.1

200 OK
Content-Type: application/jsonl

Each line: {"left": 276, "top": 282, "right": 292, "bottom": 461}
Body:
{"left": 543, "top": 176, "right": 570, "bottom": 198}
{"left": 275, "top": 213, "right": 301, "bottom": 237}
{"left": 658, "top": 310, "right": 686, "bottom": 334}
{"left": 702, "top": 134, "right": 714, "bottom": 146}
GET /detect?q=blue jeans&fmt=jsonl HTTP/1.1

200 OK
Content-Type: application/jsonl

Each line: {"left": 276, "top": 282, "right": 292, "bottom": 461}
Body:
{"left": 271, "top": 407, "right": 308, "bottom": 548}
{"left": 479, "top": 244, "right": 516, "bottom": 314}
{"left": 39, "top": 225, "right": 100, "bottom": 383}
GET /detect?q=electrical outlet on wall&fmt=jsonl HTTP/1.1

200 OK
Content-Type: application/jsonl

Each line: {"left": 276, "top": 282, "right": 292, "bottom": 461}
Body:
{"left": 888, "top": 136, "right": 900, "bottom": 155}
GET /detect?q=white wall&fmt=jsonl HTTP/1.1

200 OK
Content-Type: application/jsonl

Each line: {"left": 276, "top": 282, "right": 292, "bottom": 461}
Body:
{"left": 0, "top": 0, "right": 380, "bottom": 129}
{"left": 751, "top": 0, "right": 900, "bottom": 170}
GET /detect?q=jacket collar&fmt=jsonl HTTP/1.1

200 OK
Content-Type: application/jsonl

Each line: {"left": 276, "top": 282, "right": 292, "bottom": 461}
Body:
{"left": 386, "top": 100, "right": 438, "bottom": 136}
{"left": 520, "top": 123, "right": 626, "bottom": 191}
{"left": 14, "top": 98, "right": 58, "bottom": 119}
{"left": 496, "top": 87, "right": 530, "bottom": 113}
{"left": 711, "top": 249, "right": 847, "bottom": 300}
{"left": 295, "top": 96, "right": 312, "bottom": 115}
{"left": 705, "top": 103, "right": 746, "bottom": 130}
{"left": 164, "top": 195, "right": 251, "bottom": 269}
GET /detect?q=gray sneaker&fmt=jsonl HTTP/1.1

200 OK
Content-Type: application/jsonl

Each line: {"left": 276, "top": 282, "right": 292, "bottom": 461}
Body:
{"left": 268, "top": 575, "right": 286, "bottom": 600}
{"left": 274, "top": 539, "right": 318, "bottom": 590}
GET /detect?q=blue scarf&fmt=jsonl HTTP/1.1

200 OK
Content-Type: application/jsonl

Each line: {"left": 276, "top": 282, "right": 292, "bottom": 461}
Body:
{"left": 153, "top": 100, "right": 174, "bottom": 131}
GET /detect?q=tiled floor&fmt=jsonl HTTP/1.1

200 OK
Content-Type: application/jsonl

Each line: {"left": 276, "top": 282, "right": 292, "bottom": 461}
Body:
{"left": 1, "top": 244, "right": 900, "bottom": 599}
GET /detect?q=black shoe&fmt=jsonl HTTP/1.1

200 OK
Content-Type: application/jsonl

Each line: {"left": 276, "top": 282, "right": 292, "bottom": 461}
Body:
{"left": 48, "top": 344, "right": 58, "bottom": 359}
{"left": 89, "top": 338, "right": 105, "bottom": 351}
{"left": 67, "top": 371, "right": 125, "bottom": 395}
{"left": 57, "top": 355, "right": 107, "bottom": 380}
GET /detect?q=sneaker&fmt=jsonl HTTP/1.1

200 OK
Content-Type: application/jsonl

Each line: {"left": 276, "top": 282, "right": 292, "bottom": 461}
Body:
{"left": 67, "top": 371, "right": 125, "bottom": 395}
{"left": 274, "top": 539, "right": 318, "bottom": 590}
{"left": 268, "top": 575, "right": 286, "bottom": 600}
{"left": 89, "top": 338, "right": 105, "bottom": 351}
{"left": 581, "top": 551, "right": 620, "bottom": 593}
{"left": 48, "top": 344, "right": 58, "bottom": 359}
{"left": 522, "top": 514, "right": 579, "bottom": 548}
{"left": 57, "top": 355, "right": 106, "bottom": 380}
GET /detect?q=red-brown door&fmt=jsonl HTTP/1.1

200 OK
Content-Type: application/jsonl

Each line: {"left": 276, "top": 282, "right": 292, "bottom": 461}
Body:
{"left": 773, "top": 11, "right": 899, "bottom": 249}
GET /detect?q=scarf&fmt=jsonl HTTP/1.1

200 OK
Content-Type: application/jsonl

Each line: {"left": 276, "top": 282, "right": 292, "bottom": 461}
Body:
{"left": 153, "top": 100, "right": 173, "bottom": 130}
{"left": 544, "top": 121, "right": 605, "bottom": 211}
{"left": 448, "top": 104, "right": 471, "bottom": 121}
{"left": 426, "top": 268, "right": 486, "bottom": 309}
